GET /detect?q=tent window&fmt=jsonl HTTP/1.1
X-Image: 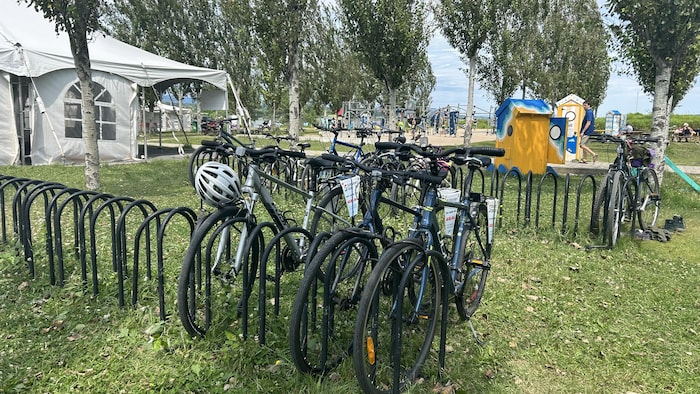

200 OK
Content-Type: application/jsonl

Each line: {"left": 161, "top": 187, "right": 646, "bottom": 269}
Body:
{"left": 64, "top": 81, "right": 117, "bottom": 140}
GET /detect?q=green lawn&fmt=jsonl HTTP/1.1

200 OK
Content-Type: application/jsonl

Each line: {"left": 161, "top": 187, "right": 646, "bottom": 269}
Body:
{"left": 0, "top": 155, "right": 698, "bottom": 393}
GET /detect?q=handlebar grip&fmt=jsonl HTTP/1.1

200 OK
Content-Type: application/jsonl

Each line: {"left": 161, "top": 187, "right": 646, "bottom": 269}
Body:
{"left": 279, "top": 149, "right": 305, "bottom": 159}
{"left": 201, "top": 139, "right": 220, "bottom": 147}
{"left": 375, "top": 141, "right": 401, "bottom": 151}
{"left": 469, "top": 147, "right": 505, "bottom": 157}
{"left": 320, "top": 153, "right": 347, "bottom": 164}
{"left": 407, "top": 170, "right": 446, "bottom": 185}
{"left": 441, "top": 147, "right": 467, "bottom": 156}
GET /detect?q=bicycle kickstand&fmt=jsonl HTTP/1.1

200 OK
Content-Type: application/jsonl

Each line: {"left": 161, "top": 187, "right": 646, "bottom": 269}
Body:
{"left": 467, "top": 318, "right": 485, "bottom": 346}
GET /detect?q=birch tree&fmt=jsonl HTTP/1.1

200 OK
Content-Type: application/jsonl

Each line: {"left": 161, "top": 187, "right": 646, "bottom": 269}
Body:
{"left": 438, "top": 0, "right": 499, "bottom": 145}
{"left": 607, "top": 0, "right": 700, "bottom": 183}
{"left": 252, "top": 0, "right": 319, "bottom": 139}
{"left": 27, "top": 0, "right": 102, "bottom": 190}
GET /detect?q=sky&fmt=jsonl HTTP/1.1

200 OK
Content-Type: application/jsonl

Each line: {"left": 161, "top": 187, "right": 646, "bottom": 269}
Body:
{"left": 427, "top": 30, "right": 700, "bottom": 117}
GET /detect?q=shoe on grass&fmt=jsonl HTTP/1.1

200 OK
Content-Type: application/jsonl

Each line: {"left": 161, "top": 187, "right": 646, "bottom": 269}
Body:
{"left": 672, "top": 215, "right": 686, "bottom": 232}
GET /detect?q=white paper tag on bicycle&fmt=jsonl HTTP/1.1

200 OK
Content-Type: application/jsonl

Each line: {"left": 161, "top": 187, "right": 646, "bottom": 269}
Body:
{"left": 340, "top": 175, "right": 361, "bottom": 217}
{"left": 486, "top": 197, "right": 498, "bottom": 242}
{"left": 439, "top": 188, "right": 461, "bottom": 236}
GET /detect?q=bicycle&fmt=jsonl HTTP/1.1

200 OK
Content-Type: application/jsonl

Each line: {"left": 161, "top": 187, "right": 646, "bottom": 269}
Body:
{"left": 288, "top": 143, "right": 430, "bottom": 375}
{"left": 351, "top": 145, "right": 505, "bottom": 394}
{"left": 590, "top": 134, "right": 661, "bottom": 248}
{"left": 177, "top": 146, "right": 352, "bottom": 338}
{"left": 188, "top": 118, "right": 254, "bottom": 186}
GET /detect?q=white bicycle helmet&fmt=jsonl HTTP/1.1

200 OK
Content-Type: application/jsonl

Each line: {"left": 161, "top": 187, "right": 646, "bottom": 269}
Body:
{"left": 194, "top": 161, "right": 242, "bottom": 207}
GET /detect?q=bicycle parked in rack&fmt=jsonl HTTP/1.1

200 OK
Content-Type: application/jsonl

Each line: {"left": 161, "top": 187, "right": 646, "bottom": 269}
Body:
{"left": 590, "top": 133, "right": 661, "bottom": 248}
{"left": 188, "top": 118, "right": 254, "bottom": 186}
{"left": 177, "top": 146, "right": 352, "bottom": 338}
{"left": 352, "top": 144, "right": 505, "bottom": 394}
{"left": 289, "top": 142, "right": 428, "bottom": 375}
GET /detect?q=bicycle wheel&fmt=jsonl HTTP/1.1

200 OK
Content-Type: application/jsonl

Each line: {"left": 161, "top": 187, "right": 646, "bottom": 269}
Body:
{"left": 390, "top": 176, "right": 422, "bottom": 218}
{"left": 353, "top": 241, "right": 440, "bottom": 394}
{"left": 188, "top": 144, "right": 234, "bottom": 186}
{"left": 289, "top": 230, "right": 379, "bottom": 374}
{"left": 590, "top": 173, "right": 611, "bottom": 236}
{"left": 260, "top": 158, "right": 291, "bottom": 195}
{"left": 455, "top": 203, "right": 489, "bottom": 320}
{"left": 636, "top": 168, "right": 660, "bottom": 230}
{"left": 310, "top": 184, "right": 358, "bottom": 236}
{"left": 607, "top": 172, "right": 633, "bottom": 248}
{"left": 177, "top": 206, "right": 256, "bottom": 337}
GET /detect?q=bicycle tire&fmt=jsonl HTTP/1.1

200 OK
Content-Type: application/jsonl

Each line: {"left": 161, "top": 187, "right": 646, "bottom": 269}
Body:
{"left": 188, "top": 144, "right": 235, "bottom": 186}
{"left": 177, "top": 206, "right": 255, "bottom": 338}
{"left": 636, "top": 168, "right": 660, "bottom": 230}
{"left": 289, "top": 230, "right": 379, "bottom": 375}
{"left": 455, "top": 203, "right": 489, "bottom": 320}
{"left": 259, "top": 158, "right": 291, "bottom": 195}
{"left": 309, "top": 185, "right": 357, "bottom": 236}
{"left": 607, "top": 172, "right": 633, "bottom": 248}
{"left": 590, "top": 173, "right": 611, "bottom": 236}
{"left": 353, "top": 240, "right": 440, "bottom": 394}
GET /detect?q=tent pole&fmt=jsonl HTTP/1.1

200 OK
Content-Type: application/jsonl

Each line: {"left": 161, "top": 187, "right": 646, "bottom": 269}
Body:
{"left": 142, "top": 86, "right": 147, "bottom": 160}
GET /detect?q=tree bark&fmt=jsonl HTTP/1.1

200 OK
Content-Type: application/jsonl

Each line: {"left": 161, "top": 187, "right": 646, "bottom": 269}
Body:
{"left": 70, "top": 32, "right": 100, "bottom": 190}
{"left": 388, "top": 88, "right": 397, "bottom": 131}
{"left": 463, "top": 55, "right": 476, "bottom": 147}
{"left": 287, "top": 51, "right": 301, "bottom": 140}
{"left": 650, "top": 61, "right": 672, "bottom": 185}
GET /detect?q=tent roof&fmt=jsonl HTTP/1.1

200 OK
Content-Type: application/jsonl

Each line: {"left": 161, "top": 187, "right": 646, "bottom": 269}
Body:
{"left": 0, "top": 0, "right": 227, "bottom": 90}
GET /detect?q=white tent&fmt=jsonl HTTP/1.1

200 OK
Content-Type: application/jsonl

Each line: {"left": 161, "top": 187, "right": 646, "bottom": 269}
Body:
{"left": 0, "top": 0, "right": 228, "bottom": 165}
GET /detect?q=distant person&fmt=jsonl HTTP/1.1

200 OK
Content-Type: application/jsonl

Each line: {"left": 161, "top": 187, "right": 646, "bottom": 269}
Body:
{"left": 674, "top": 122, "right": 693, "bottom": 142}
{"left": 578, "top": 101, "right": 598, "bottom": 163}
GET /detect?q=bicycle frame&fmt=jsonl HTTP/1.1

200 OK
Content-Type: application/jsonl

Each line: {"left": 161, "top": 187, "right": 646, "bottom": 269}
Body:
{"left": 212, "top": 151, "right": 319, "bottom": 278}
{"left": 400, "top": 158, "right": 495, "bottom": 322}
{"left": 328, "top": 130, "right": 366, "bottom": 163}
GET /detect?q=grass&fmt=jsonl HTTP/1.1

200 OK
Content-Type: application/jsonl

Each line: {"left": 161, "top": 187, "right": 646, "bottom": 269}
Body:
{"left": 1, "top": 157, "right": 699, "bottom": 393}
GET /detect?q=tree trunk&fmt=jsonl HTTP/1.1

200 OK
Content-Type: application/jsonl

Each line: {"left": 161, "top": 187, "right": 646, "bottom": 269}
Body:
{"left": 70, "top": 33, "right": 100, "bottom": 190}
{"left": 388, "top": 88, "right": 397, "bottom": 130}
{"left": 463, "top": 55, "right": 476, "bottom": 147}
{"left": 287, "top": 52, "right": 301, "bottom": 140}
{"left": 650, "top": 61, "right": 672, "bottom": 185}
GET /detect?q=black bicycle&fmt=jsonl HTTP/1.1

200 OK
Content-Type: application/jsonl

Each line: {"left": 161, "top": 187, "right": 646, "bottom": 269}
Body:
{"left": 590, "top": 134, "right": 661, "bottom": 247}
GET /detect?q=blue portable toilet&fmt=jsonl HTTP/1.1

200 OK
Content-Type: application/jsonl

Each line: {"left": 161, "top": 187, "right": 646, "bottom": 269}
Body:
{"left": 605, "top": 110, "right": 625, "bottom": 135}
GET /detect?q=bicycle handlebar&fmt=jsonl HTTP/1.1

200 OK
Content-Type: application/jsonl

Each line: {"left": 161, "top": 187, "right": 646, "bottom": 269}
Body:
{"left": 592, "top": 133, "right": 660, "bottom": 144}
{"left": 375, "top": 141, "right": 402, "bottom": 151}
{"left": 320, "top": 153, "right": 446, "bottom": 185}
{"left": 467, "top": 147, "right": 506, "bottom": 157}
{"left": 236, "top": 146, "right": 306, "bottom": 160}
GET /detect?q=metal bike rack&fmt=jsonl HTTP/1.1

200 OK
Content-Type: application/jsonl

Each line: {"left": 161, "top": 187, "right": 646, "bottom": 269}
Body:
{"left": 575, "top": 175, "right": 597, "bottom": 236}
{"left": 239, "top": 221, "right": 274, "bottom": 340}
{"left": 255, "top": 226, "right": 313, "bottom": 344}
{"left": 112, "top": 199, "right": 158, "bottom": 307}
{"left": 53, "top": 190, "right": 101, "bottom": 286}
{"left": 132, "top": 206, "right": 197, "bottom": 319}
{"left": 534, "top": 170, "right": 558, "bottom": 231}
{"left": 44, "top": 187, "right": 81, "bottom": 285}
{"left": 498, "top": 168, "right": 524, "bottom": 228}
{"left": 17, "top": 181, "right": 67, "bottom": 276}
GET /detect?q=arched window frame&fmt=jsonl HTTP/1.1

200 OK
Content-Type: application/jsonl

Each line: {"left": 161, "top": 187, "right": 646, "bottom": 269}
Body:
{"left": 64, "top": 81, "right": 117, "bottom": 140}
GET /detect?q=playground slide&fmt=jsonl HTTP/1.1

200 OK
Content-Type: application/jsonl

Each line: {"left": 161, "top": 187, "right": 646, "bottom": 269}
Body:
{"left": 664, "top": 156, "right": 700, "bottom": 192}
